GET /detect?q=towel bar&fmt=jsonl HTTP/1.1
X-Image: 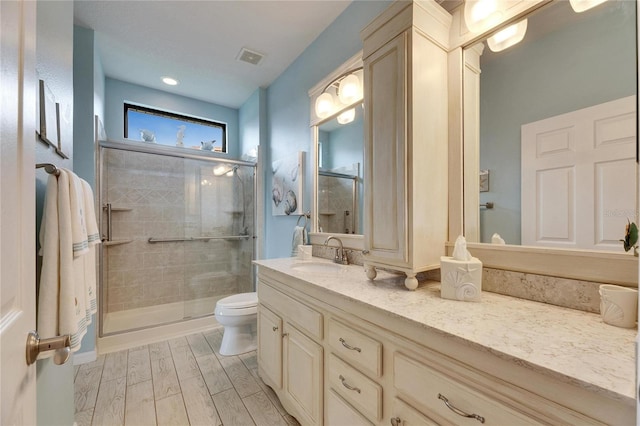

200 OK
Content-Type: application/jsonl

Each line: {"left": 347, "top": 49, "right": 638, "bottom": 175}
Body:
{"left": 36, "top": 163, "right": 60, "bottom": 176}
{"left": 148, "top": 235, "right": 251, "bottom": 243}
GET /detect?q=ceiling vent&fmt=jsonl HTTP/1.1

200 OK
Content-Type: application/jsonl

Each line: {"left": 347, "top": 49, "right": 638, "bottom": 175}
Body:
{"left": 237, "top": 48, "right": 264, "bottom": 66}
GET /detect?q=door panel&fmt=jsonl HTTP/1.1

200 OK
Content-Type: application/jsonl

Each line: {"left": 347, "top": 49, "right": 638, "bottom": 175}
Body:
{"left": 283, "top": 323, "right": 323, "bottom": 426}
{"left": 257, "top": 305, "right": 282, "bottom": 388}
{"left": 0, "top": 0, "right": 37, "bottom": 423}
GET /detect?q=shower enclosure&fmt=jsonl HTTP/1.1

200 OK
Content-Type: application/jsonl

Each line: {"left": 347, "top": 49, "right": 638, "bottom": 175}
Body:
{"left": 98, "top": 141, "right": 255, "bottom": 337}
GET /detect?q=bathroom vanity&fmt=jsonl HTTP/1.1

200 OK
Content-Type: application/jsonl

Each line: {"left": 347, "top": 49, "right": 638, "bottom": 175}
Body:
{"left": 255, "top": 258, "right": 634, "bottom": 426}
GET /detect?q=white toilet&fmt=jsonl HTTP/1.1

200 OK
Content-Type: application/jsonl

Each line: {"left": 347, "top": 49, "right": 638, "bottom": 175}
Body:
{"left": 214, "top": 292, "right": 258, "bottom": 356}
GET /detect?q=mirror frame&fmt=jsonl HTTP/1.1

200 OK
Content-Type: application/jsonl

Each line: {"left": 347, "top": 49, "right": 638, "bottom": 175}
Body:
{"left": 308, "top": 52, "right": 364, "bottom": 250}
{"left": 448, "top": 0, "right": 638, "bottom": 285}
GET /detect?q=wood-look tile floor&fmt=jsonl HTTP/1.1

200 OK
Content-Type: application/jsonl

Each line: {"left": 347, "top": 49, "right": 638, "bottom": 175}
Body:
{"left": 74, "top": 329, "right": 300, "bottom": 426}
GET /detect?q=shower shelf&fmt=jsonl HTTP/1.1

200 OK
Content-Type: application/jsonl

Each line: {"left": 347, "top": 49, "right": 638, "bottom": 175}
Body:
{"left": 103, "top": 239, "right": 133, "bottom": 246}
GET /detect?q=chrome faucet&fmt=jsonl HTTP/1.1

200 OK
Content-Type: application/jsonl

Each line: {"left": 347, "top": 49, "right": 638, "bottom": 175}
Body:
{"left": 324, "top": 236, "right": 348, "bottom": 265}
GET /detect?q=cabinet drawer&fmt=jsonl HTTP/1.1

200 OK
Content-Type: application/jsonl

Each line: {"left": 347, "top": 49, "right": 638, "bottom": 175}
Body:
{"left": 328, "top": 318, "right": 382, "bottom": 378}
{"left": 258, "top": 280, "right": 323, "bottom": 340}
{"left": 394, "top": 353, "right": 539, "bottom": 425}
{"left": 327, "top": 389, "right": 373, "bottom": 426}
{"left": 391, "top": 398, "right": 439, "bottom": 426}
{"left": 328, "top": 354, "right": 382, "bottom": 423}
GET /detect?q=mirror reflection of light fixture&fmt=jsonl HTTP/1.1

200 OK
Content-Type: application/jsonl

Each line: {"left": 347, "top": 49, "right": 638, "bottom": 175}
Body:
{"left": 337, "top": 108, "right": 356, "bottom": 125}
{"left": 213, "top": 164, "right": 238, "bottom": 177}
{"left": 464, "top": 0, "right": 503, "bottom": 33}
{"left": 315, "top": 93, "right": 335, "bottom": 119}
{"left": 314, "top": 67, "right": 363, "bottom": 119}
{"left": 569, "top": 0, "right": 607, "bottom": 13}
{"left": 487, "top": 19, "right": 528, "bottom": 52}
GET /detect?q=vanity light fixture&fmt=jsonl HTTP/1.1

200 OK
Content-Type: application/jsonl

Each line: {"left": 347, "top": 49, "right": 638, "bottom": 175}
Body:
{"left": 162, "top": 76, "right": 179, "bottom": 86}
{"left": 338, "top": 73, "right": 362, "bottom": 104}
{"left": 487, "top": 19, "right": 528, "bottom": 52}
{"left": 569, "top": 0, "right": 607, "bottom": 13}
{"left": 337, "top": 108, "right": 356, "bottom": 125}
{"left": 314, "top": 67, "right": 363, "bottom": 119}
{"left": 315, "top": 93, "right": 335, "bottom": 119}
{"left": 464, "top": 0, "right": 503, "bottom": 33}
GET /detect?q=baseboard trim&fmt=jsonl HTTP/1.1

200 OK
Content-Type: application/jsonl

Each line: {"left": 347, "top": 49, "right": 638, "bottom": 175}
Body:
{"left": 73, "top": 350, "right": 97, "bottom": 365}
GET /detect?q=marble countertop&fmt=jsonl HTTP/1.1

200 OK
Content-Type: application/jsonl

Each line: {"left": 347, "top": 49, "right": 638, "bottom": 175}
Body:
{"left": 254, "top": 257, "right": 636, "bottom": 406}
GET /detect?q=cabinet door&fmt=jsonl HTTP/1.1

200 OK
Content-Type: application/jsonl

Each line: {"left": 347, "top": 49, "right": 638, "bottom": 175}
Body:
{"left": 257, "top": 305, "right": 282, "bottom": 389}
{"left": 363, "top": 31, "right": 408, "bottom": 264}
{"left": 283, "top": 323, "right": 324, "bottom": 426}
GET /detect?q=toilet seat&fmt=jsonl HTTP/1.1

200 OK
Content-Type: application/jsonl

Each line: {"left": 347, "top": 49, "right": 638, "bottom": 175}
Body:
{"left": 215, "top": 292, "right": 258, "bottom": 317}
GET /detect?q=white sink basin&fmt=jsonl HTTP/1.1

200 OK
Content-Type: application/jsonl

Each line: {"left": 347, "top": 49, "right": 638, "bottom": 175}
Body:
{"left": 290, "top": 261, "right": 346, "bottom": 274}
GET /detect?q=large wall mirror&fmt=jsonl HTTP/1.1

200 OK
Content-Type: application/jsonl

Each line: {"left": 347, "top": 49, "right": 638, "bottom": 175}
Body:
{"left": 317, "top": 105, "right": 364, "bottom": 235}
{"left": 457, "top": 0, "right": 638, "bottom": 284}
{"left": 308, "top": 53, "right": 364, "bottom": 249}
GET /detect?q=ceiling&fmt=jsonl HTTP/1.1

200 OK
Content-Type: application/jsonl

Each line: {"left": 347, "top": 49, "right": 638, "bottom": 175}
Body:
{"left": 73, "top": 1, "right": 353, "bottom": 109}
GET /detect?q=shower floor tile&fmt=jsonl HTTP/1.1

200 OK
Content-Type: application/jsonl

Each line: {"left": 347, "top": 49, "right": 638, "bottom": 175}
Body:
{"left": 74, "top": 330, "right": 300, "bottom": 426}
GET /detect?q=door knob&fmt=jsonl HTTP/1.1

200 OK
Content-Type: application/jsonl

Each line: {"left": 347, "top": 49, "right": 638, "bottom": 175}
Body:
{"left": 26, "top": 331, "right": 71, "bottom": 366}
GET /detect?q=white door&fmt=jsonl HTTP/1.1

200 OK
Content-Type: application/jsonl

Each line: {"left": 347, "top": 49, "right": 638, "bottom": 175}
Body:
{"left": 0, "top": 0, "right": 37, "bottom": 424}
{"left": 521, "top": 96, "right": 636, "bottom": 250}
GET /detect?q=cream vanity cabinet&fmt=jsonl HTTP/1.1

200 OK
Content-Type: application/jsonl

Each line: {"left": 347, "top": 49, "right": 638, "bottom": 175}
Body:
{"left": 255, "top": 264, "right": 632, "bottom": 426}
{"left": 361, "top": 0, "right": 451, "bottom": 290}
{"left": 257, "top": 278, "right": 324, "bottom": 426}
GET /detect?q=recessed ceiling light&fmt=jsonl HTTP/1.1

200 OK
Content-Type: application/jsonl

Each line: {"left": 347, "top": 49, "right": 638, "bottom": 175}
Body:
{"left": 162, "top": 77, "right": 179, "bottom": 86}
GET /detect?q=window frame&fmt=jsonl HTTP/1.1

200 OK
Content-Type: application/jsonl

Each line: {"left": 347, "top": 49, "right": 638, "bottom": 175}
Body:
{"left": 123, "top": 103, "right": 228, "bottom": 153}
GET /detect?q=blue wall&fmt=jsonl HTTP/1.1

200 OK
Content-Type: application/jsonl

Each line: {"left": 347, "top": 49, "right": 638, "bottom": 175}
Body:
{"left": 264, "top": 0, "right": 390, "bottom": 258}
{"left": 104, "top": 78, "right": 241, "bottom": 158}
{"left": 36, "top": 1, "right": 76, "bottom": 425}
{"left": 478, "top": 0, "right": 636, "bottom": 244}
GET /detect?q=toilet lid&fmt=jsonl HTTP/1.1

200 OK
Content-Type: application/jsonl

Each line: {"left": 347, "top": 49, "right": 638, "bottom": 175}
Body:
{"left": 218, "top": 292, "right": 258, "bottom": 309}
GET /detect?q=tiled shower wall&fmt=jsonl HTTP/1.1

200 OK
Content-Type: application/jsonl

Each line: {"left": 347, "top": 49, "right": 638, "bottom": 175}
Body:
{"left": 103, "top": 149, "right": 254, "bottom": 314}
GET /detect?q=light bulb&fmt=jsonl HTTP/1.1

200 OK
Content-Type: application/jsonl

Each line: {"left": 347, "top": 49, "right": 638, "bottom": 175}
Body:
{"left": 162, "top": 77, "right": 179, "bottom": 86}
{"left": 337, "top": 108, "right": 355, "bottom": 125}
{"left": 487, "top": 19, "right": 527, "bottom": 52}
{"left": 569, "top": 0, "right": 607, "bottom": 13}
{"left": 315, "top": 92, "right": 334, "bottom": 118}
{"left": 464, "top": 0, "right": 503, "bottom": 33}
{"left": 338, "top": 74, "right": 362, "bottom": 104}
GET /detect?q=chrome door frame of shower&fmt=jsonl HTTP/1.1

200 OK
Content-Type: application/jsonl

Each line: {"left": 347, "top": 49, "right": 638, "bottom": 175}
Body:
{"left": 96, "top": 139, "right": 258, "bottom": 338}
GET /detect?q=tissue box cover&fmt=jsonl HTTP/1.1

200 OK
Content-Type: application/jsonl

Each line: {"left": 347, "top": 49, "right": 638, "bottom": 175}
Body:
{"left": 440, "top": 256, "right": 482, "bottom": 301}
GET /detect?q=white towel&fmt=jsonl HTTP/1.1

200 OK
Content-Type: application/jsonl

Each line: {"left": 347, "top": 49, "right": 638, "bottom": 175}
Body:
{"left": 38, "top": 169, "right": 100, "bottom": 355}
{"left": 291, "top": 226, "right": 307, "bottom": 257}
{"left": 63, "top": 168, "right": 89, "bottom": 257}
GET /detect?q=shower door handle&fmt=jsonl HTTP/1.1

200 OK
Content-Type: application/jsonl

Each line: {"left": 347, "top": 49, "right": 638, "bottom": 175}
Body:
{"left": 102, "top": 203, "right": 112, "bottom": 242}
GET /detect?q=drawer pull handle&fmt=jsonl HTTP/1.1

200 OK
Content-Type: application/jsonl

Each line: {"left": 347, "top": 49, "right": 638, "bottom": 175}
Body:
{"left": 282, "top": 333, "right": 289, "bottom": 338}
{"left": 438, "top": 394, "right": 485, "bottom": 424}
{"left": 339, "top": 337, "right": 361, "bottom": 352}
{"left": 272, "top": 326, "right": 278, "bottom": 332}
{"left": 390, "top": 417, "right": 401, "bottom": 426}
{"left": 339, "top": 375, "right": 361, "bottom": 393}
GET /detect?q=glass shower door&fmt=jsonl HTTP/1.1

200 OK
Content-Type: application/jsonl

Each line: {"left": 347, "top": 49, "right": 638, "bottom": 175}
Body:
{"left": 100, "top": 144, "right": 255, "bottom": 336}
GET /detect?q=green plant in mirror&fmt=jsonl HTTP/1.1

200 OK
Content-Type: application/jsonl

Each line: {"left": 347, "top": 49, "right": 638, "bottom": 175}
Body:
{"left": 620, "top": 220, "right": 638, "bottom": 257}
